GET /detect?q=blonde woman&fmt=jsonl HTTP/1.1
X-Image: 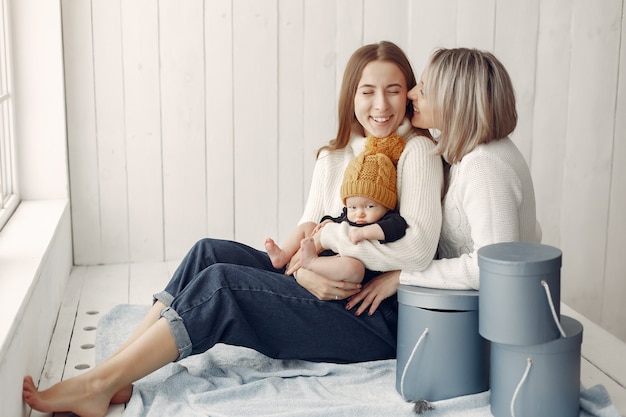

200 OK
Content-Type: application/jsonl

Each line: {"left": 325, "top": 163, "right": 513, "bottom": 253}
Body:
{"left": 348, "top": 47, "right": 541, "bottom": 316}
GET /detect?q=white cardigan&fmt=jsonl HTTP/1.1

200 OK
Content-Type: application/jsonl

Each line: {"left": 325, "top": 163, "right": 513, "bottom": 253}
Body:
{"left": 299, "top": 119, "right": 443, "bottom": 272}
{"left": 400, "top": 137, "right": 542, "bottom": 290}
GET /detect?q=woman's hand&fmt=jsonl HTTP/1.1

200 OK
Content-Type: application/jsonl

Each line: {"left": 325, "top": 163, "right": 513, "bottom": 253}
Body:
{"left": 294, "top": 267, "right": 361, "bottom": 301}
{"left": 345, "top": 270, "right": 401, "bottom": 316}
{"left": 311, "top": 219, "right": 332, "bottom": 236}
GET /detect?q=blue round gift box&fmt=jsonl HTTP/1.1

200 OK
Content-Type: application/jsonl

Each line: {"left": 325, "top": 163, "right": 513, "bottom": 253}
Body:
{"left": 489, "top": 315, "right": 583, "bottom": 417}
{"left": 478, "top": 242, "right": 563, "bottom": 346}
{"left": 396, "top": 285, "right": 490, "bottom": 402}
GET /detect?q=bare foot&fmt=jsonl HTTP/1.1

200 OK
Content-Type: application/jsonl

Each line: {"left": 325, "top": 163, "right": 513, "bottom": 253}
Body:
{"left": 110, "top": 384, "right": 133, "bottom": 404}
{"left": 300, "top": 237, "right": 317, "bottom": 269}
{"left": 264, "top": 238, "right": 288, "bottom": 269}
{"left": 23, "top": 375, "right": 112, "bottom": 417}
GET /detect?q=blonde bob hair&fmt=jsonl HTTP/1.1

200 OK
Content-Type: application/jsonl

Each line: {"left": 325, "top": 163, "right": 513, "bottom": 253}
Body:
{"left": 318, "top": 41, "right": 428, "bottom": 156}
{"left": 424, "top": 48, "right": 517, "bottom": 164}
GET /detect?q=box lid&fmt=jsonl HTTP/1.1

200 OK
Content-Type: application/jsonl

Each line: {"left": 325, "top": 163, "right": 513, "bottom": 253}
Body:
{"left": 477, "top": 242, "right": 562, "bottom": 276}
{"left": 492, "top": 315, "right": 583, "bottom": 353}
{"left": 397, "top": 285, "right": 479, "bottom": 311}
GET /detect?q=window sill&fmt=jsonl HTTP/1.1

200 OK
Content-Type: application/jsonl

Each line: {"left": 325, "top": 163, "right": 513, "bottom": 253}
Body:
{"left": 0, "top": 199, "right": 72, "bottom": 361}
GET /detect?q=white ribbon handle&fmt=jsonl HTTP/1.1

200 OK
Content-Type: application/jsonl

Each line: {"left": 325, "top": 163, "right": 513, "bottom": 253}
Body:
{"left": 510, "top": 357, "right": 533, "bottom": 417}
{"left": 541, "top": 280, "right": 567, "bottom": 338}
{"left": 400, "top": 327, "right": 429, "bottom": 400}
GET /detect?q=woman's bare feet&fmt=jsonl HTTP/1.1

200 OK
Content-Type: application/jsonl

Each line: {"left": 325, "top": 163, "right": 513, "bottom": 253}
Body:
{"left": 300, "top": 237, "right": 317, "bottom": 269}
{"left": 23, "top": 375, "right": 112, "bottom": 417}
{"left": 110, "top": 384, "right": 133, "bottom": 404}
{"left": 264, "top": 238, "right": 288, "bottom": 269}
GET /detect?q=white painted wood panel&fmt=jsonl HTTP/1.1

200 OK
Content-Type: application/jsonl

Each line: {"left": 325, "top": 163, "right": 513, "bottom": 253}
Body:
{"left": 276, "top": 0, "right": 306, "bottom": 244}
{"left": 59, "top": 0, "right": 626, "bottom": 343}
{"left": 0, "top": 201, "right": 72, "bottom": 417}
{"left": 494, "top": 0, "right": 540, "bottom": 162}
{"left": 35, "top": 268, "right": 81, "bottom": 394}
{"left": 302, "top": 0, "right": 338, "bottom": 206}
{"left": 602, "top": 2, "right": 626, "bottom": 340}
{"left": 61, "top": 0, "right": 102, "bottom": 265}
{"left": 363, "top": 0, "right": 409, "bottom": 49}
{"left": 121, "top": 0, "right": 165, "bottom": 262}
{"left": 63, "top": 264, "right": 129, "bottom": 381}
{"left": 457, "top": 0, "right": 496, "bottom": 51}
{"left": 406, "top": 0, "right": 458, "bottom": 76}
{"left": 129, "top": 262, "right": 171, "bottom": 305}
{"left": 205, "top": 0, "right": 235, "bottom": 242}
{"left": 560, "top": 0, "right": 622, "bottom": 322}
{"left": 159, "top": 0, "right": 208, "bottom": 260}
{"left": 11, "top": 0, "right": 68, "bottom": 201}
{"left": 531, "top": 0, "right": 573, "bottom": 248}
{"left": 232, "top": 0, "right": 279, "bottom": 249}
{"left": 336, "top": 0, "right": 364, "bottom": 84}
{"left": 92, "top": 0, "right": 130, "bottom": 264}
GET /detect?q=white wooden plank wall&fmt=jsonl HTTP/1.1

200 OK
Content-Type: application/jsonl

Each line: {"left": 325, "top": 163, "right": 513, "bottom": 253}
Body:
{"left": 60, "top": 0, "right": 626, "bottom": 342}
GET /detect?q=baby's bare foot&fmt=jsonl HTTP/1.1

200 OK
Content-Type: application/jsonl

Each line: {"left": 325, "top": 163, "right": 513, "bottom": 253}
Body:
{"left": 265, "top": 238, "right": 288, "bottom": 269}
{"left": 300, "top": 237, "right": 317, "bottom": 269}
{"left": 23, "top": 375, "right": 111, "bottom": 417}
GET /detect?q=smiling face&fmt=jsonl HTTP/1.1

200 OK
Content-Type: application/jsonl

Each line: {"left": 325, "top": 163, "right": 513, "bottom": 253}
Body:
{"left": 407, "top": 73, "right": 438, "bottom": 130}
{"left": 353, "top": 60, "right": 408, "bottom": 138}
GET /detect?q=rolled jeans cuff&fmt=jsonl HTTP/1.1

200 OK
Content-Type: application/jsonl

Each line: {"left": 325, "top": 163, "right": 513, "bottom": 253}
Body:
{"left": 159, "top": 306, "right": 193, "bottom": 360}
{"left": 153, "top": 290, "right": 174, "bottom": 307}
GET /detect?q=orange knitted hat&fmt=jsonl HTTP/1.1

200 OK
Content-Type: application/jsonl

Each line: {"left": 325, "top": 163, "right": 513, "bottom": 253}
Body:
{"left": 340, "top": 133, "right": 407, "bottom": 210}
{"left": 363, "top": 133, "right": 406, "bottom": 164}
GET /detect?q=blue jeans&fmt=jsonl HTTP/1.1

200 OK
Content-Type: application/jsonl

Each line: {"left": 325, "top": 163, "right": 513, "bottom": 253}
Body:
{"left": 154, "top": 238, "right": 398, "bottom": 363}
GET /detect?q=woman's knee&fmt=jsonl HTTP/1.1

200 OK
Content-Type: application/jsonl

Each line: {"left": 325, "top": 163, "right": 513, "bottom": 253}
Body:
{"left": 190, "top": 237, "right": 215, "bottom": 252}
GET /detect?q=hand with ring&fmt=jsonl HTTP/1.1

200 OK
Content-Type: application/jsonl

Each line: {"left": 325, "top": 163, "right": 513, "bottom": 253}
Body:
{"left": 293, "top": 268, "right": 361, "bottom": 301}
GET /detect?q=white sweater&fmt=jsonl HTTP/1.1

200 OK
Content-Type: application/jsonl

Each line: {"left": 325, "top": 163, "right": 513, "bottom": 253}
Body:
{"left": 299, "top": 119, "right": 443, "bottom": 272}
{"left": 399, "top": 137, "right": 542, "bottom": 290}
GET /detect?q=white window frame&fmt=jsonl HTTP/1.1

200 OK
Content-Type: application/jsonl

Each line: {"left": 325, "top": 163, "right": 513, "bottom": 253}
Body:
{"left": 0, "top": 0, "right": 17, "bottom": 231}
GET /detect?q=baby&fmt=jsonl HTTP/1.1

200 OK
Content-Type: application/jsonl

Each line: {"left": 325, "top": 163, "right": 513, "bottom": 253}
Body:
{"left": 265, "top": 133, "right": 407, "bottom": 284}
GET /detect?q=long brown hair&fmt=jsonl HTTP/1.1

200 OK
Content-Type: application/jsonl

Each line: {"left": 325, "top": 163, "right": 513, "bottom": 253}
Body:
{"left": 317, "top": 41, "right": 423, "bottom": 157}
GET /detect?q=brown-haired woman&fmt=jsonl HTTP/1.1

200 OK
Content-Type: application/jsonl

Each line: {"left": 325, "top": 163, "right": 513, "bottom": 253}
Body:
{"left": 22, "top": 41, "right": 443, "bottom": 417}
